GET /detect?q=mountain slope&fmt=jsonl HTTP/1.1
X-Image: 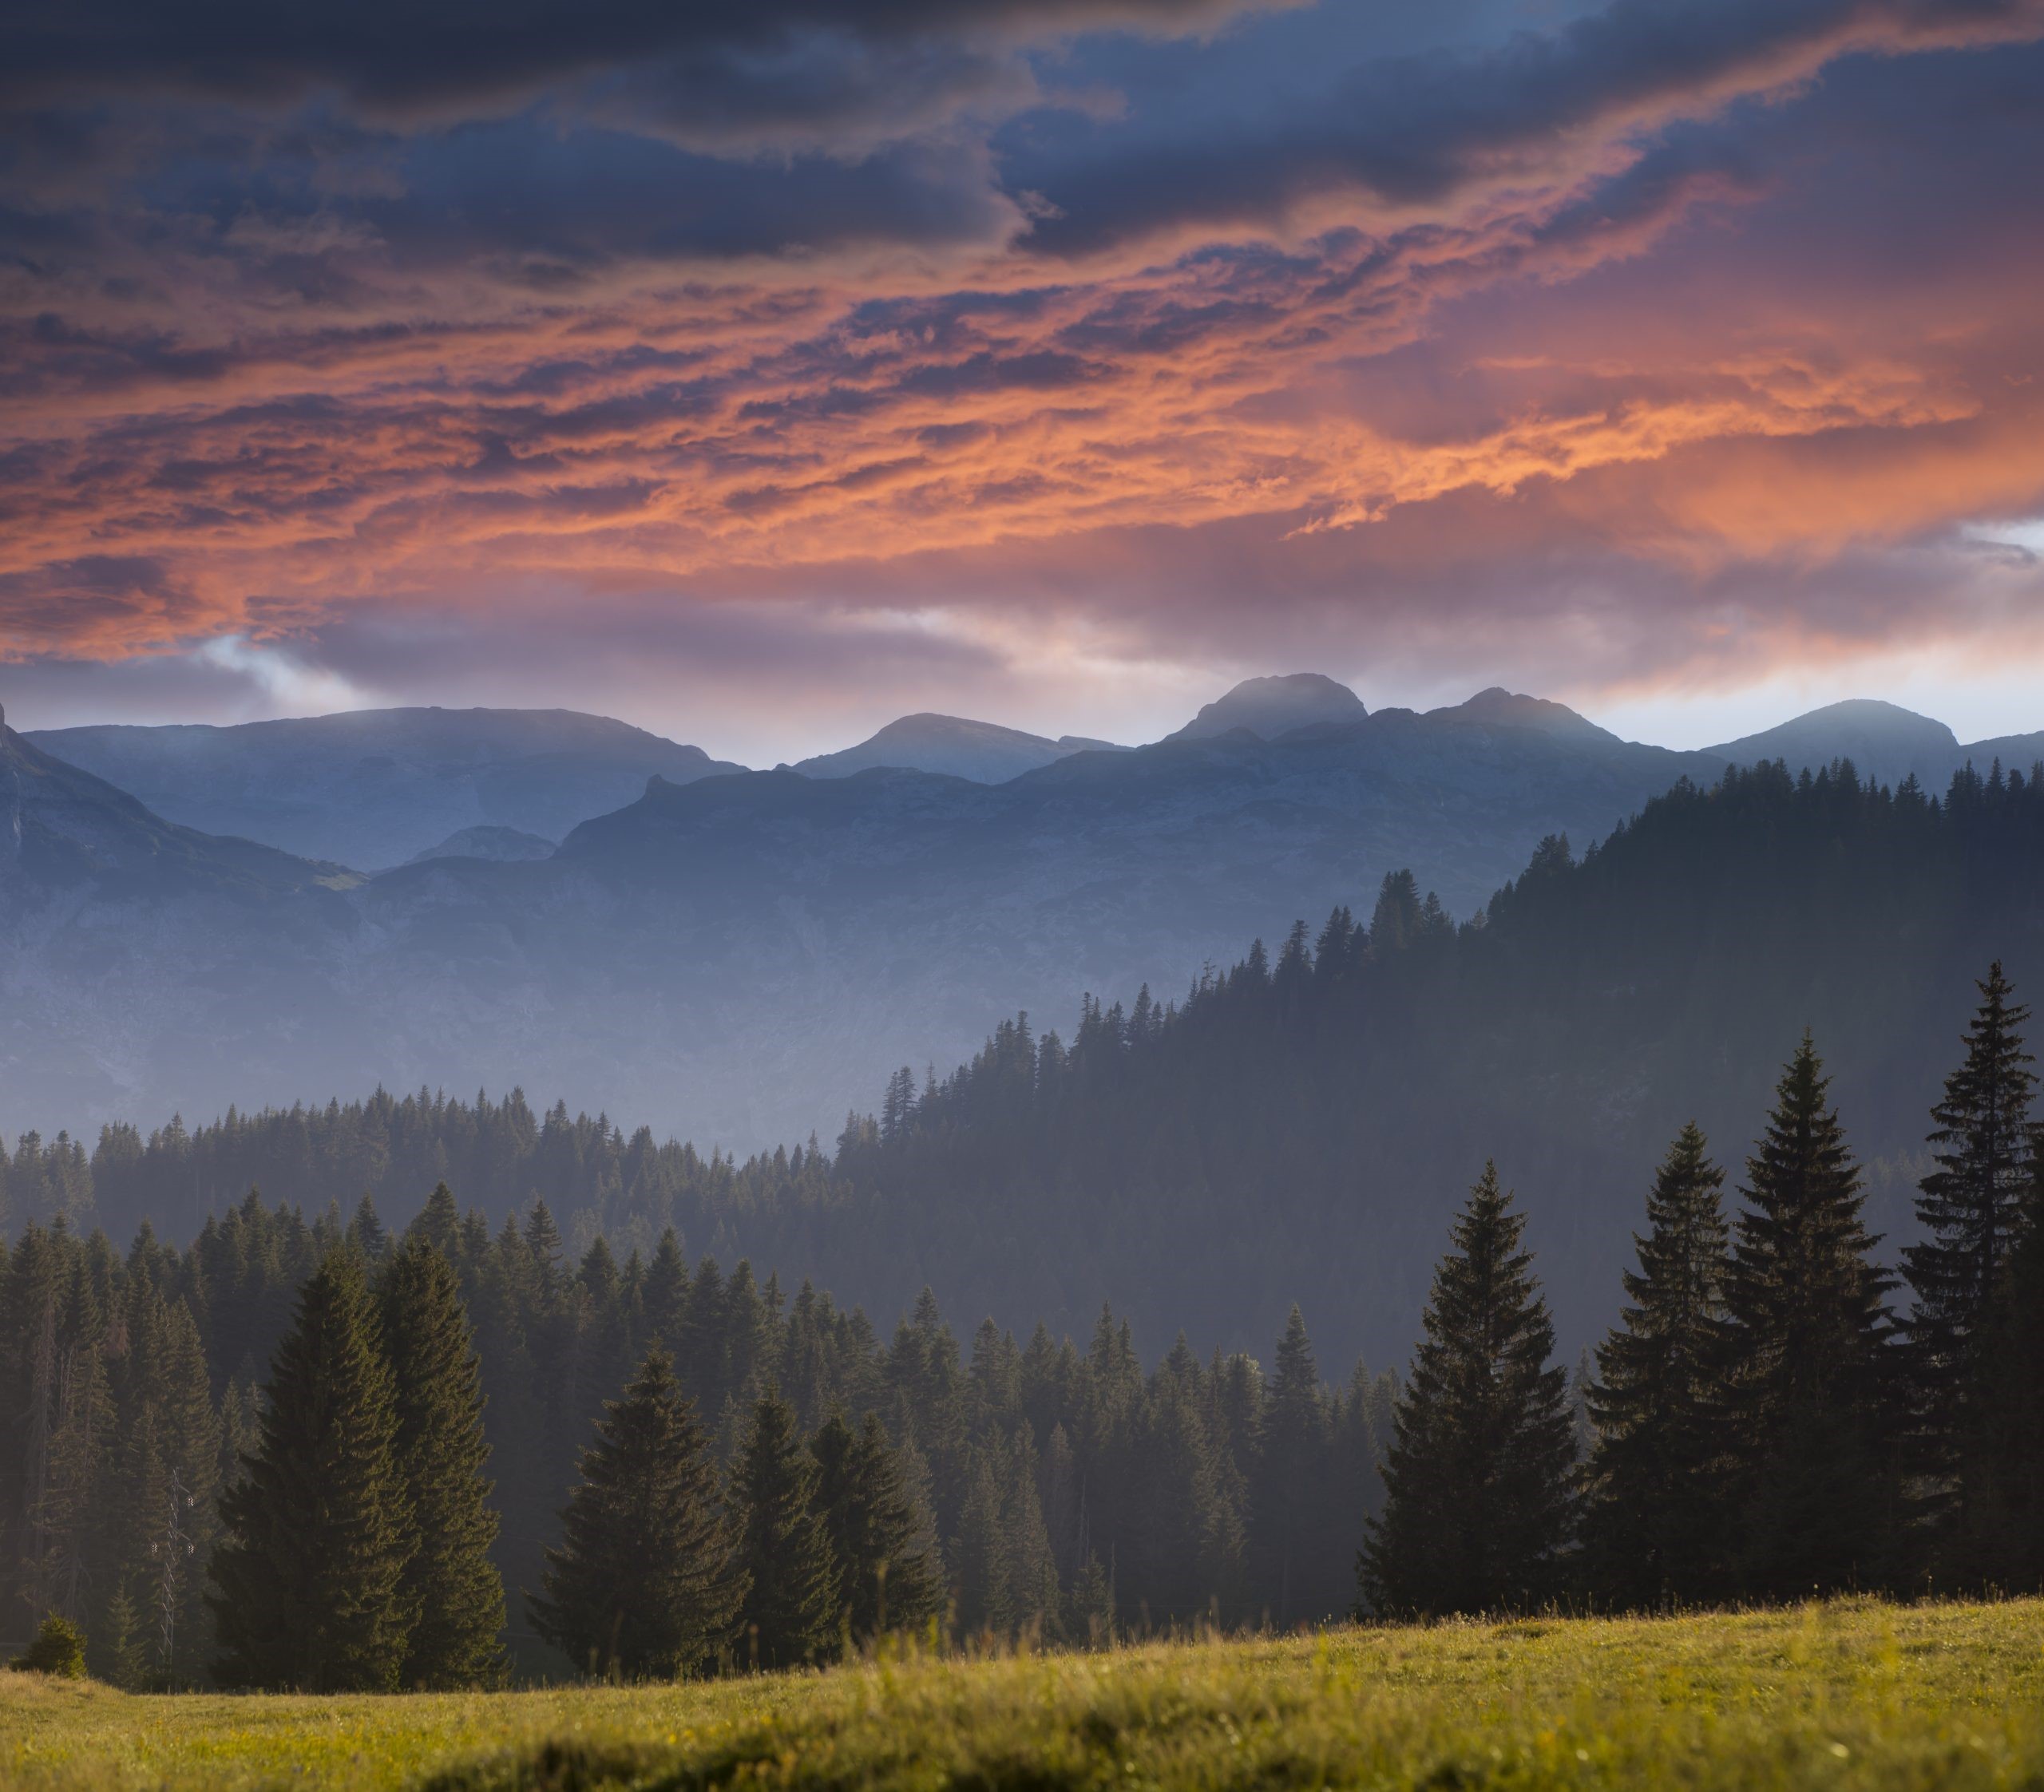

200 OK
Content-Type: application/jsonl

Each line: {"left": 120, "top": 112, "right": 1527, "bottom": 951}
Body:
{"left": 25, "top": 707, "right": 743, "bottom": 870}
{"left": 0, "top": 687, "right": 1721, "bottom": 1161}
{"left": 0, "top": 709, "right": 353, "bottom": 898}
{"left": 793, "top": 714, "right": 1123, "bottom": 782}
{"left": 794, "top": 758, "right": 2044, "bottom": 1362}
{"left": 0, "top": 710, "right": 366, "bottom": 1121}
{"left": 30, "top": 754, "right": 2044, "bottom": 1376}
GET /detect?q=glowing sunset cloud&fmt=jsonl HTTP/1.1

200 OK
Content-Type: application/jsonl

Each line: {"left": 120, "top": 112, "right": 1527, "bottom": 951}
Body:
{"left": 3, "top": 0, "right": 2043, "bottom": 750}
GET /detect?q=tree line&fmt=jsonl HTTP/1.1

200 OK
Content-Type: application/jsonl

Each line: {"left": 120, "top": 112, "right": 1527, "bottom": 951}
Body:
{"left": 7, "top": 958, "right": 2044, "bottom": 1683}
{"left": 1371, "top": 966, "right": 2044, "bottom": 1612}
{"left": 9, "top": 755, "right": 2042, "bottom": 1367}
{"left": 0, "top": 1178, "right": 1388, "bottom": 1684}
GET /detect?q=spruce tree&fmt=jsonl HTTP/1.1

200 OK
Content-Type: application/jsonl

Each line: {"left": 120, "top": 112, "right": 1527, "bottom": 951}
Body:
{"left": 378, "top": 1236, "right": 506, "bottom": 1687}
{"left": 1359, "top": 1163, "right": 1575, "bottom": 1616}
{"left": 994, "top": 1426, "right": 1061, "bottom": 1640}
{"left": 1251, "top": 1307, "right": 1331, "bottom": 1626}
{"left": 529, "top": 1348, "right": 739, "bottom": 1680}
{"left": 1902, "top": 963, "right": 2034, "bottom": 1549}
{"left": 1973, "top": 1142, "right": 2044, "bottom": 1587}
{"left": 953, "top": 1450, "right": 1005, "bottom": 1636}
{"left": 1725, "top": 1034, "right": 1902, "bottom": 1597}
{"left": 409, "top": 1182, "right": 462, "bottom": 1258}
{"left": 208, "top": 1251, "right": 415, "bottom": 1691}
{"left": 810, "top": 1410, "right": 942, "bottom": 1642}
{"left": 1582, "top": 1122, "right": 1735, "bottom": 1607}
{"left": 733, "top": 1387, "right": 838, "bottom": 1669}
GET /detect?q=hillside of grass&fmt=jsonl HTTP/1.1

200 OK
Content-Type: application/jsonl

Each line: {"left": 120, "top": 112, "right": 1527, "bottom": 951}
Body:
{"left": 4, "top": 1600, "right": 2043, "bottom": 1792}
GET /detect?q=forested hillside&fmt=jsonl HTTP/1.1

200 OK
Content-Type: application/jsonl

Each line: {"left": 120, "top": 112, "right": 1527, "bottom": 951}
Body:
{"left": 0, "top": 694, "right": 1718, "bottom": 1148}
{"left": 8, "top": 757, "right": 2044, "bottom": 1363}
{"left": 0, "top": 1196, "right": 1387, "bottom": 1675}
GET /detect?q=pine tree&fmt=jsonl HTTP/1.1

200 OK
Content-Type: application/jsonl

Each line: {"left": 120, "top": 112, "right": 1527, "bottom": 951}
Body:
{"left": 1072, "top": 1552, "right": 1115, "bottom": 1647}
{"left": 1972, "top": 1141, "right": 2044, "bottom": 1587}
{"left": 1582, "top": 1122, "right": 1736, "bottom": 1607}
{"left": 208, "top": 1251, "right": 415, "bottom": 1691}
{"left": 378, "top": 1236, "right": 506, "bottom": 1687}
{"left": 810, "top": 1410, "right": 942, "bottom": 1643}
{"left": 348, "top": 1196, "right": 388, "bottom": 1260}
{"left": 1251, "top": 1307, "right": 1330, "bottom": 1626}
{"left": 1903, "top": 963, "right": 2034, "bottom": 1552}
{"left": 952, "top": 1450, "right": 1004, "bottom": 1636}
{"left": 1359, "top": 1163, "right": 1575, "bottom": 1616}
{"left": 996, "top": 1426, "right": 1061, "bottom": 1641}
{"left": 1725, "top": 1034, "right": 1902, "bottom": 1597}
{"left": 733, "top": 1387, "right": 838, "bottom": 1670}
{"left": 409, "top": 1182, "right": 462, "bottom": 1258}
{"left": 530, "top": 1348, "right": 739, "bottom": 1679}
{"left": 101, "top": 1584, "right": 149, "bottom": 1690}
{"left": 127, "top": 1296, "right": 220, "bottom": 1686}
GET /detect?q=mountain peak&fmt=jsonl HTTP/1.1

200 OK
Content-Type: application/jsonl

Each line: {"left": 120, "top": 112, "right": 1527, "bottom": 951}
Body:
{"left": 1709, "top": 698, "right": 1959, "bottom": 787}
{"left": 794, "top": 714, "right": 1125, "bottom": 783}
{"left": 1167, "top": 673, "right": 1365, "bottom": 742}
{"left": 1436, "top": 688, "right": 1611, "bottom": 740}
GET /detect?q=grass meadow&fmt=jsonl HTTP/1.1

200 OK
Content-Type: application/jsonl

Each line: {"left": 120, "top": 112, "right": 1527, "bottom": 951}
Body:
{"left": 3, "top": 1599, "right": 2042, "bottom": 1791}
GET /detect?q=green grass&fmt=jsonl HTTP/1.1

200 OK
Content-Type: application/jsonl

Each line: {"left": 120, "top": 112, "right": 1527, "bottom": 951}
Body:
{"left": 5, "top": 1600, "right": 2044, "bottom": 1791}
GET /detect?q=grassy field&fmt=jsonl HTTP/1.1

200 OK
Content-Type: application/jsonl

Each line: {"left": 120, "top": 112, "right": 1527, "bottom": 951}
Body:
{"left": 3, "top": 1600, "right": 2042, "bottom": 1791}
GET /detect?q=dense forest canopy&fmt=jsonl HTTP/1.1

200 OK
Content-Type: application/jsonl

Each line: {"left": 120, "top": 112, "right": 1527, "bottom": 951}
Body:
{"left": 0, "top": 1191, "right": 1389, "bottom": 1675}
{"left": 6, "top": 758, "right": 2043, "bottom": 1364}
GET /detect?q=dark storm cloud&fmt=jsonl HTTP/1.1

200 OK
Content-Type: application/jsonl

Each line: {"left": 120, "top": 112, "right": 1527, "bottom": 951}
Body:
{"left": 1005, "top": 0, "right": 2041, "bottom": 254}
{"left": 5, "top": 0, "right": 2043, "bottom": 725}
{"left": 0, "top": 0, "right": 1270, "bottom": 117}
{"left": 364, "top": 125, "right": 1023, "bottom": 264}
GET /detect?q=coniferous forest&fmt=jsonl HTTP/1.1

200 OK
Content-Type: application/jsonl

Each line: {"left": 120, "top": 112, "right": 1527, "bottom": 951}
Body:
{"left": 5, "top": 759, "right": 2044, "bottom": 1684}
{"left": 7, "top": 757, "right": 2043, "bottom": 1366}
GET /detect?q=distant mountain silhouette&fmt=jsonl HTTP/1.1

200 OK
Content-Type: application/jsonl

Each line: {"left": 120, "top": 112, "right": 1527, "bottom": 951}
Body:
{"left": 1167, "top": 672, "right": 1366, "bottom": 740}
{"left": 1, "top": 707, "right": 351, "bottom": 897}
{"left": 25, "top": 707, "right": 743, "bottom": 870}
{"left": 406, "top": 825, "right": 556, "bottom": 865}
{"left": 12, "top": 682, "right": 2044, "bottom": 1171}
{"left": 1447, "top": 686, "right": 1614, "bottom": 740}
{"left": 1709, "top": 699, "right": 1961, "bottom": 789}
{"left": 1705, "top": 697, "right": 2044, "bottom": 792}
{"left": 3, "top": 687, "right": 1713, "bottom": 1148}
{"left": 794, "top": 714, "right": 1126, "bottom": 783}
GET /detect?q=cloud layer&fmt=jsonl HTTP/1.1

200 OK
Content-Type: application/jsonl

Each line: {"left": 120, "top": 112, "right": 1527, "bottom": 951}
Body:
{"left": 3, "top": 0, "right": 2043, "bottom": 741}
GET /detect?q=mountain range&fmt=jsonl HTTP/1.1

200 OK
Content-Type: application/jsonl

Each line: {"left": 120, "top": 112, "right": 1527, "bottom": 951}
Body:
{"left": 25, "top": 707, "right": 743, "bottom": 871}
{"left": 5, "top": 680, "right": 2042, "bottom": 1164}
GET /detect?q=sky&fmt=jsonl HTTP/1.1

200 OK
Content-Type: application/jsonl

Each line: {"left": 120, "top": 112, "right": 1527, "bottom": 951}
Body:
{"left": 3, "top": 0, "right": 2044, "bottom": 764}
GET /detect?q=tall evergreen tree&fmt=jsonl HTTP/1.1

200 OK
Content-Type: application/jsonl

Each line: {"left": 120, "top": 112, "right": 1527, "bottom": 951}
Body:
{"left": 529, "top": 1348, "right": 739, "bottom": 1679}
{"left": 208, "top": 1251, "right": 415, "bottom": 1691}
{"left": 1003, "top": 1431, "right": 1063, "bottom": 1640}
{"left": 1582, "top": 1122, "right": 1735, "bottom": 1607}
{"left": 810, "top": 1410, "right": 942, "bottom": 1642}
{"left": 378, "top": 1236, "right": 506, "bottom": 1687}
{"left": 1359, "top": 1164, "right": 1574, "bottom": 1616}
{"left": 1725, "top": 1035, "right": 1902, "bottom": 1597}
{"left": 1251, "top": 1307, "right": 1331, "bottom": 1625}
{"left": 1903, "top": 963, "right": 2034, "bottom": 1552}
{"left": 1972, "top": 1141, "right": 2044, "bottom": 1588}
{"left": 733, "top": 1387, "right": 838, "bottom": 1669}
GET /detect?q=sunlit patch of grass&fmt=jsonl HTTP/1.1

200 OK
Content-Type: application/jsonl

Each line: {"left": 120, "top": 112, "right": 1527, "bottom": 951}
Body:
{"left": 4, "top": 1600, "right": 2043, "bottom": 1791}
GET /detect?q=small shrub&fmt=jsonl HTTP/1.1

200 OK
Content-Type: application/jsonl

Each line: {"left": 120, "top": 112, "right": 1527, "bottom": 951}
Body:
{"left": 11, "top": 1613, "right": 88, "bottom": 1678}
